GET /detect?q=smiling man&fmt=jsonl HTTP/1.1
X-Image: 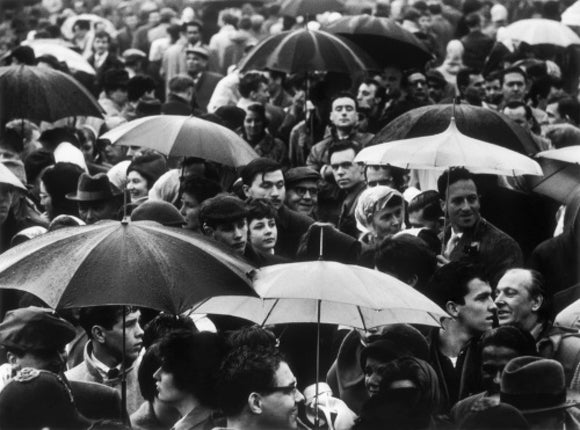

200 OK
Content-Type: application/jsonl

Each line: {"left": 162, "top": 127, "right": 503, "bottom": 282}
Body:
{"left": 284, "top": 167, "right": 320, "bottom": 219}
{"left": 438, "top": 167, "right": 523, "bottom": 285}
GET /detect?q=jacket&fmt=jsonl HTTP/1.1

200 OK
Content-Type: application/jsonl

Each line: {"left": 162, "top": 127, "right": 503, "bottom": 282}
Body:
{"left": 192, "top": 71, "right": 224, "bottom": 114}
{"left": 275, "top": 205, "right": 314, "bottom": 259}
{"left": 306, "top": 131, "right": 374, "bottom": 172}
{"left": 162, "top": 94, "right": 193, "bottom": 116}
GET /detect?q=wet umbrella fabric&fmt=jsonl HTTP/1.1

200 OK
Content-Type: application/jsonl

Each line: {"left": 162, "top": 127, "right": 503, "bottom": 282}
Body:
{"left": 531, "top": 147, "right": 580, "bottom": 203}
{"left": 100, "top": 115, "right": 258, "bottom": 167}
{"left": 0, "top": 65, "right": 103, "bottom": 124}
{"left": 22, "top": 40, "right": 96, "bottom": 75}
{"left": 238, "top": 29, "right": 375, "bottom": 75}
{"left": 280, "top": 0, "right": 344, "bottom": 17}
{"left": 369, "top": 103, "right": 539, "bottom": 155}
{"left": 0, "top": 220, "right": 257, "bottom": 314}
{"left": 502, "top": 19, "right": 580, "bottom": 47}
{"left": 60, "top": 14, "right": 117, "bottom": 40}
{"left": 324, "top": 14, "right": 432, "bottom": 69}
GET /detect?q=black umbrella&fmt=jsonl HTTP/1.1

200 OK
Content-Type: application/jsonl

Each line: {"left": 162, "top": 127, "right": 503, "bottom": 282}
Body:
{"left": 369, "top": 103, "right": 539, "bottom": 155}
{"left": 0, "top": 65, "right": 103, "bottom": 126}
{"left": 324, "top": 14, "right": 433, "bottom": 69}
{"left": 280, "top": 0, "right": 344, "bottom": 17}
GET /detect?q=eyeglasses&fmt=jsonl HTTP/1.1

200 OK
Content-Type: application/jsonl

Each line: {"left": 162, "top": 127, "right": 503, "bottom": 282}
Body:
{"left": 293, "top": 186, "right": 319, "bottom": 197}
{"left": 367, "top": 179, "right": 394, "bottom": 187}
{"left": 263, "top": 382, "right": 300, "bottom": 397}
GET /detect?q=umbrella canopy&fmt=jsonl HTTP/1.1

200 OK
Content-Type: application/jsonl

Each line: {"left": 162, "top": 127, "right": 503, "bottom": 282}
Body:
{"left": 238, "top": 29, "right": 376, "bottom": 75}
{"left": 0, "top": 65, "right": 103, "bottom": 125}
{"left": 0, "top": 162, "right": 26, "bottom": 191}
{"left": 280, "top": 0, "right": 344, "bottom": 16}
{"left": 356, "top": 118, "right": 543, "bottom": 177}
{"left": 502, "top": 19, "right": 580, "bottom": 47}
{"left": 369, "top": 103, "right": 539, "bottom": 155}
{"left": 61, "top": 14, "right": 117, "bottom": 40}
{"left": 563, "top": 1, "right": 580, "bottom": 27}
{"left": 324, "top": 15, "right": 432, "bottom": 69}
{"left": 191, "top": 260, "right": 447, "bottom": 328}
{"left": 0, "top": 220, "right": 257, "bottom": 314}
{"left": 100, "top": 115, "right": 258, "bottom": 167}
{"left": 530, "top": 146, "right": 580, "bottom": 203}
{"left": 22, "top": 40, "right": 96, "bottom": 75}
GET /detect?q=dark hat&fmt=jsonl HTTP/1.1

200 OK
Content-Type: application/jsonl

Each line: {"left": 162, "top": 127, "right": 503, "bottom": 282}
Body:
{"left": 0, "top": 307, "right": 76, "bottom": 351}
{"left": 0, "top": 368, "right": 92, "bottom": 430}
{"left": 10, "top": 45, "right": 35, "bottom": 65}
{"left": 102, "top": 69, "right": 130, "bottom": 90}
{"left": 131, "top": 200, "right": 185, "bottom": 226}
{"left": 41, "top": 162, "right": 84, "bottom": 201}
{"left": 185, "top": 46, "right": 210, "bottom": 59}
{"left": 127, "top": 153, "right": 167, "bottom": 186}
{"left": 360, "top": 324, "right": 430, "bottom": 368}
{"left": 215, "top": 105, "right": 246, "bottom": 131}
{"left": 500, "top": 356, "right": 580, "bottom": 414}
{"left": 460, "top": 402, "right": 529, "bottom": 430}
{"left": 285, "top": 167, "right": 321, "bottom": 188}
{"left": 199, "top": 195, "right": 248, "bottom": 225}
{"left": 66, "top": 172, "right": 123, "bottom": 202}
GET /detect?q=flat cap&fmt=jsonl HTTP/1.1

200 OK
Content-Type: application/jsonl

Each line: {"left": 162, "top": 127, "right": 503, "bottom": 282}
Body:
{"left": 0, "top": 307, "right": 76, "bottom": 351}
{"left": 199, "top": 195, "right": 248, "bottom": 225}
{"left": 284, "top": 166, "right": 320, "bottom": 187}
{"left": 185, "top": 46, "right": 210, "bottom": 59}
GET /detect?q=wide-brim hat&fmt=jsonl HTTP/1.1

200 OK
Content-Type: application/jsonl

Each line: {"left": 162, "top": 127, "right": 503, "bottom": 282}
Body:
{"left": 500, "top": 356, "right": 580, "bottom": 414}
{"left": 66, "top": 172, "right": 123, "bottom": 202}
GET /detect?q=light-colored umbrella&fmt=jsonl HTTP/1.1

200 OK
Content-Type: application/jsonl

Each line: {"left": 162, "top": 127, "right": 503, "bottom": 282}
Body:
{"left": 530, "top": 146, "right": 580, "bottom": 203}
{"left": 355, "top": 117, "right": 543, "bottom": 176}
{"left": 22, "top": 39, "right": 96, "bottom": 75}
{"left": 562, "top": 1, "right": 580, "bottom": 27}
{"left": 502, "top": 18, "right": 580, "bottom": 47}
{"left": 61, "top": 14, "right": 117, "bottom": 40}
{"left": 101, "top": 115, "right": 259, "bottom": 167}
{"left": 0, "top": 162, "right": 26, "bottom": 191}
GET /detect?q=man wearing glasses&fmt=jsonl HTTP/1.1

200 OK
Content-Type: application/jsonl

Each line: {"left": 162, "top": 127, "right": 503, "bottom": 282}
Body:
{"left": 216, "top": 346, "right": 305, "bottom": 430}
{"left": 381, "top": 69, "right": 434, "bottom": 125}
{"left": 284, "top": 167, "right": 321, "bottom": 219}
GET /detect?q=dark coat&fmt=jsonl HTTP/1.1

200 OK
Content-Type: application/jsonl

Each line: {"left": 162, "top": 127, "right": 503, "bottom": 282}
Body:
{"left": 460, "top": 30, "right": 495, "bottom": 71}
{"left": 275, "top": 205, "right": 314, "bottom": 259}
{"left": 243, "top": 245, "right": 288, "bottom": 267}
{"left": 87, "top": 52, "right": 124, "bottom": 96}
{"left": 337, "top": 182, "right": 367, "bottom": 239}
{"left": 162, "top": 94, "right": 193, "bottom": 116}
{"left": 69, "top": 380, "right": 127, "bottom": 422}
{"left": 192, "top": 71, "right": 223, "bottom": 114}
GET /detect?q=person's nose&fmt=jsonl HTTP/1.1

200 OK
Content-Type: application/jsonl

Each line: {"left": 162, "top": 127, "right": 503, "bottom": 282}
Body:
{"left": 488, "top": 299, "right": 498, "bottom": 312}
{"left": 134, "top": 322, "right": 144, "bottom": 339}
{"left": 234, "top": 226, "right": 244, "bottom": 239}
{"left": 493, "top": 370, "right": 502, "bottom": 387}
{"left": 302, "top": 190, "right": 312, "bottom": 201}
{"left": 270, "top": 186, "right": 280, "bottom": 198}
{"left": 294, "top": 389, "right": 305, "bottom": 403}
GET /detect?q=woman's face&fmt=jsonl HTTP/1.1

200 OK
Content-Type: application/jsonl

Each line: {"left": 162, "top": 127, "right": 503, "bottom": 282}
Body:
{"left": 372, "top": 204, "right": 403, "bottom": 240}
{"left": 249, "top": 217, "right": 277, "bottom": 253}
{"left": 153, "top": 367, "right": 187, "bottom": 404}
{"left": 127, "top": 171, "right": 149, "bottom": 202}
{"left": 39, "top": 181, "right": 53, "bottom": 218}
{"left": 180, "top": 192, "right": 201, "bottom": 231}
{"left": 244, "top": 110, "right": 265, "bottom": 141}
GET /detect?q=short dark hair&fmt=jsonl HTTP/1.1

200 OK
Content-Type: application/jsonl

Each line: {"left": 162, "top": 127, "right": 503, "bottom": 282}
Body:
{"left": 157, "top": 330, "right": 226, "bottom": 407}
{"left": 180, "top": 176, "right": 222, "bottom": 204}
{"left": 78, "top": 306, "right": 134, "bottom": 338}
{"left": 142, "top": 313, "right": 197, "bottom": 349}
{"left": 226, "top": 326, "right": 278, "bottom": 351}
{"left": 138, "top": 343, "right": 161, "bottom": 402}
{"left": 127, "top": 75, "right": 156, "bottom": 102}
{"left": 246, "top": 198, "right": 277, "bottom": 222}
{"left": 245, "top": 103, "right": 269, "bottom": 126}
{"left": 240, "top": 158, "right": 282, "bottom": 186}
{"left": 327, "top": 139, "right": 360, "bottom": 161}
{"left": 364, "top": 165, "right": 406, "bottom": 190}
{"left": 426, "top": 261, "right": 487, "bottom": 309}
{"left": 500, "top": 67, "right": 528, "bottom": 85}
{"left": 375, "top": 235, "right": 437, "bottom": 291}
{"left": 361, "top": 78, "right": 386, "bottom": 103}
{"left": 402, "top": 69, "right": 426, "bottom": 88}
{"left": 182, "top": 19, "right": 203, "bottom": 33}
{"left": 330, "top": 91, "right": 358, "bottom": 110}
{"left": 436, "top": 167, "right": 476, "bottom": 199}
{"left": 217, "top": 346, "right": 284, "bottom": 417}
{"left": 479, "top": 326, "right": 537, "bottom": 357}
{"left": 238, "top": 72, "right": 267, "bottom": 99}
{"left": 557, "top": 97, "right": 580, "bottom": 126}
{"left": 465, "top": 12, "right": 481, "bottom": 28}
{"left": 169, "top": 75, "right": 194, "bottom": 93}
{"left": 456, "top": 68, "right": 480, "bottom": 92}
{"left": 93, "top": 30, "right": 111, "bottom": 43}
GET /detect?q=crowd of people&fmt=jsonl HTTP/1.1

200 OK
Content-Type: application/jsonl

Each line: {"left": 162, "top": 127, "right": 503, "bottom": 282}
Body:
{"left": 1, "top": 0, "right": 580, "bottom": 429}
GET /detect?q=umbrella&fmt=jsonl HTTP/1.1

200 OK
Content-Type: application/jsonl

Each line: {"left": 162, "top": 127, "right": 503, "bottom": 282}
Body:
{"left": 562, "top": 1, "right": 580, "bottom": 27}
{"left": 22, "top": 40, "right": 96, "bottom": 75}
{"left": 502, "top": 19, "right": 580, "bottom": 47}
{"left": 61, "top": 14, "right": 117, "bottom": 40}
{"left": 0, "top": 220, "right": 258, "bottom": 314}
{"left": 324, "top": 14, "right": 432, "bottom": 69}
{"left": 280, "top": 0, "right": 344, "bottom": 17}
{"left": 0, "top": 65, "right": 103, "bottom": 125}
{"left": 100, "top": 115, "right": 258, "bottom": 167}
{"left": 530, "top": 146, "right": 580, "bottom": 203}
{"left": 0, "top": 162, "right": 26, "bottom": 191}
{"left": 369, "top": 103, "right": 539, "bottom": 155}
{"left": 238, "top": 29, "right": 376, "bottom": 75}
{"left": 356, "top": 117, "right": 543, "bottom": 177}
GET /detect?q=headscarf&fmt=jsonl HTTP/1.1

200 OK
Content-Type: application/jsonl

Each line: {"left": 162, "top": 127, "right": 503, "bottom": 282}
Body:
{"left": 355, "top": 186, "right": 404, "bottom": 238}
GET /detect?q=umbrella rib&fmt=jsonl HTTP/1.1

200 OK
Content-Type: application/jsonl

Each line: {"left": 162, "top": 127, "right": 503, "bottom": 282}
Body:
{"left": 261, "top": 298, "right": 280, "bottom": 326}
{"left": 357, "top": 306, "right": 367, "bottom": 332}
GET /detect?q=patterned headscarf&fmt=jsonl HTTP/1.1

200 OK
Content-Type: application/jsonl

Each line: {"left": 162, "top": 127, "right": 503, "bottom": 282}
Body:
{"left": 355, "top": 185, "right": 404, "bottom": 237}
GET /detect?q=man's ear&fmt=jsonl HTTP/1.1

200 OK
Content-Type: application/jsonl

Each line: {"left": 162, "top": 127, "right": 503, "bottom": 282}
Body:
{"left": 92, "top": 325, "right": 106, "bottom": 344}
{"left": 446, "top": 301, "right": 459, "bottom": 318}
{"left": 6, "top": 352, "right": 19, "bottom": 369}
{"left": 202, "top": 223, "right": 215, "bottom": 238}
{"left": 248, "top": 392, "right": 263, "bottom": 415}
{"left": 531, "top": 294, "right": 544, "bottom": 313}
{"left": 407, "top": 274, "right": 419, "bottom": 288}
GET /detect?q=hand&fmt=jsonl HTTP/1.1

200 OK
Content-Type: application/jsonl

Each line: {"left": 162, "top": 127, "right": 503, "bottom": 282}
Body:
{"left": 436, "top": 254, "right": 450, "bottom": 267}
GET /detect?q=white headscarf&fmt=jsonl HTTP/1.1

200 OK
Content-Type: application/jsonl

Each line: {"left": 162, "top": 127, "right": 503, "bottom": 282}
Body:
{"left": 355, "top": 185, "right": 405, "bottom": 238}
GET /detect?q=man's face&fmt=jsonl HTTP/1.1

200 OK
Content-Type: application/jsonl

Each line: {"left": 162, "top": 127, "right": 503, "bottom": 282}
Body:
{"left": 330, "top": 97, "right": 358, "bottom": 129}
{"left": 481, "top": 345, "right": 519, "bottom": 395}
{"left": 244, "top": 170, "right": 285, "bottom": 210}
{"left": 103, "top": 145, "right": 126, "bottom": 165}
{"left": 252, "top": 82, "right": 270, "bottom": 105}
{"left": 209, "top": 219, "right": 248, "bottom": 255}
{"left": 502, "top": 72, "right": 526, "bottom": 103}
{"left": 0, "top": 185, "right": 14, "bottom": 225}
{"left": 9, "top": 349, "right": 67, "bottom": 374}
{"left": 78, "top": 200, "right": 119, "bottom": 224}
{"left": 185, "top": 53, "right": 207, "bottom": 74}
{"left": 93, "top": 37, "right": 109, "bottom": 55}
{"left": 372, "top": 204, "right": 404, "bottom": 240}
{"left": 454, "top": 278, "right": 496, "bottom": 335}
{"left": 357, "top": 83, "right": 379, "bottom": 111}
{"left": 180, "top": 192, "right": 200, "bottom": 231}
{"left": 443, "top": 179, "right": 480, "bottom": 231}
{"left": 382, "top": 67, "right": 402, "bottom": 95}
{"left": 465, "top": 74, "right": 486, "bottom": 101}
{"left": 259, "top": 361, "right": 304, "bottom": 429}
{"left": 266, "top": 72, "right": 282, "bottom": 95}
{"left": 285, "top": 179, "right": 318, "bottom": 216}
{"left": 418, "top": 14, "right": 431, "bottom": 32}
{"left": 485, "top": 79, "right": 502, "bottom": 105}
{"left": 99, "top": 310, "right": 144, "bottom": 363}
{"left": 109, "top": 88, "right": 128, "bottom": 106}
{"left": 365, "top": 165, "right": 395, "bottom": 188}
{"left": 407, "top": 73, "right": 428, "bottom": 102}
{"left": 503, "top": 106, "right": 531, "bottom": 131}
{"left": 364, "top": 356, "right": 387, "bottom": 397}
{"left": 185, "top": 24, "right": 201, "bottom": 45}
{"left": 427, "top": 81, "right": 445, "bottom": 103}
{"left": 495, "top": 270, "right": 540, "bottom": 329}
{"left": 546, "top": 102, "right": 563, "bottom": 125}
{"left": 330, "top": 149, "right": 364, "bottom": 190}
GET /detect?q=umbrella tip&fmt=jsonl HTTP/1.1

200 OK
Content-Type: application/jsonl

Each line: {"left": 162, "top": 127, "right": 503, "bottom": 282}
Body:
{"left": 121, "top": 217, "right": 130, "bottom": 225}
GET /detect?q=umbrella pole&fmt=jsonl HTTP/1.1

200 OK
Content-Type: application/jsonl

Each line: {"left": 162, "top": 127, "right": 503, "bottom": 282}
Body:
{"left": 121, "top": 306, "right": 128, "bottom": 425}
{"left": 441, "top": 170, "right": 451, "bottom": 256}
{"left": 314, "top": 299, "right": 321, "bottom": 430}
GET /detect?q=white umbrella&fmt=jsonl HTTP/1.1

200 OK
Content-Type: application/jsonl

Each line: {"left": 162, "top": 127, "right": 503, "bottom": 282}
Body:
{"left": 22, "top": 40, "right": 96, "bottom": 75}
{"left": 355, "top": 117, "right": 543, "bottom": 176}
{"left": 0, "top": 162, "right": 26, "bottom": 192}
{"left": 536, "top": 146, "right": 580, "bottom": 164}
{"left": 61, "top": 14, "right": 117, "bottom": 40}
{"left": 529, "top": 146, "right": 580, "bottom": 203}
{"left": 562, "top": 1, "right": 580, "bottom": 27}
{"left": 502, "top": 18, "right": 580, "bottom": 47}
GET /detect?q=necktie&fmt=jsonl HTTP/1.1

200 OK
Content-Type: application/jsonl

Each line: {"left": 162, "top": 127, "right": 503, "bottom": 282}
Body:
{"left": 445, "top": 233, "right": 461, "bottom": 258}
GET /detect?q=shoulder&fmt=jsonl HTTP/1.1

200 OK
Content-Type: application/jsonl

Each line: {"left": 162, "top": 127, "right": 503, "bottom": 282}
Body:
{"left": 66, "top": 361, "right": 90, "bottom": 380}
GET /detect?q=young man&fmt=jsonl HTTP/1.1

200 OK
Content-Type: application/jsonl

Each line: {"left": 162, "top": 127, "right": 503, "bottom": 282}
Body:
{"left": 185, "top": 46, "right": 223, "bottom": 114}
{"left": 88, "top": 30, "right": 124, "bottom": 96}
{"left": 66, "top": 173, "right": 124, "bottom": 225}
{"left": 356, "top": 79, "right": 385, "bottom": 133}
{"left": 66, "top": 306, "right": 145, "bottom": 415}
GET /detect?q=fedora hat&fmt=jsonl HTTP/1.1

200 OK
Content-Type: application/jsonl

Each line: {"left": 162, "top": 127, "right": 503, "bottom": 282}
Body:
{"left": 500, "top": 356, "right": 580, "bottom": 414}
{"left": 66, "top": 172, "right": 122, "bottom": 202}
